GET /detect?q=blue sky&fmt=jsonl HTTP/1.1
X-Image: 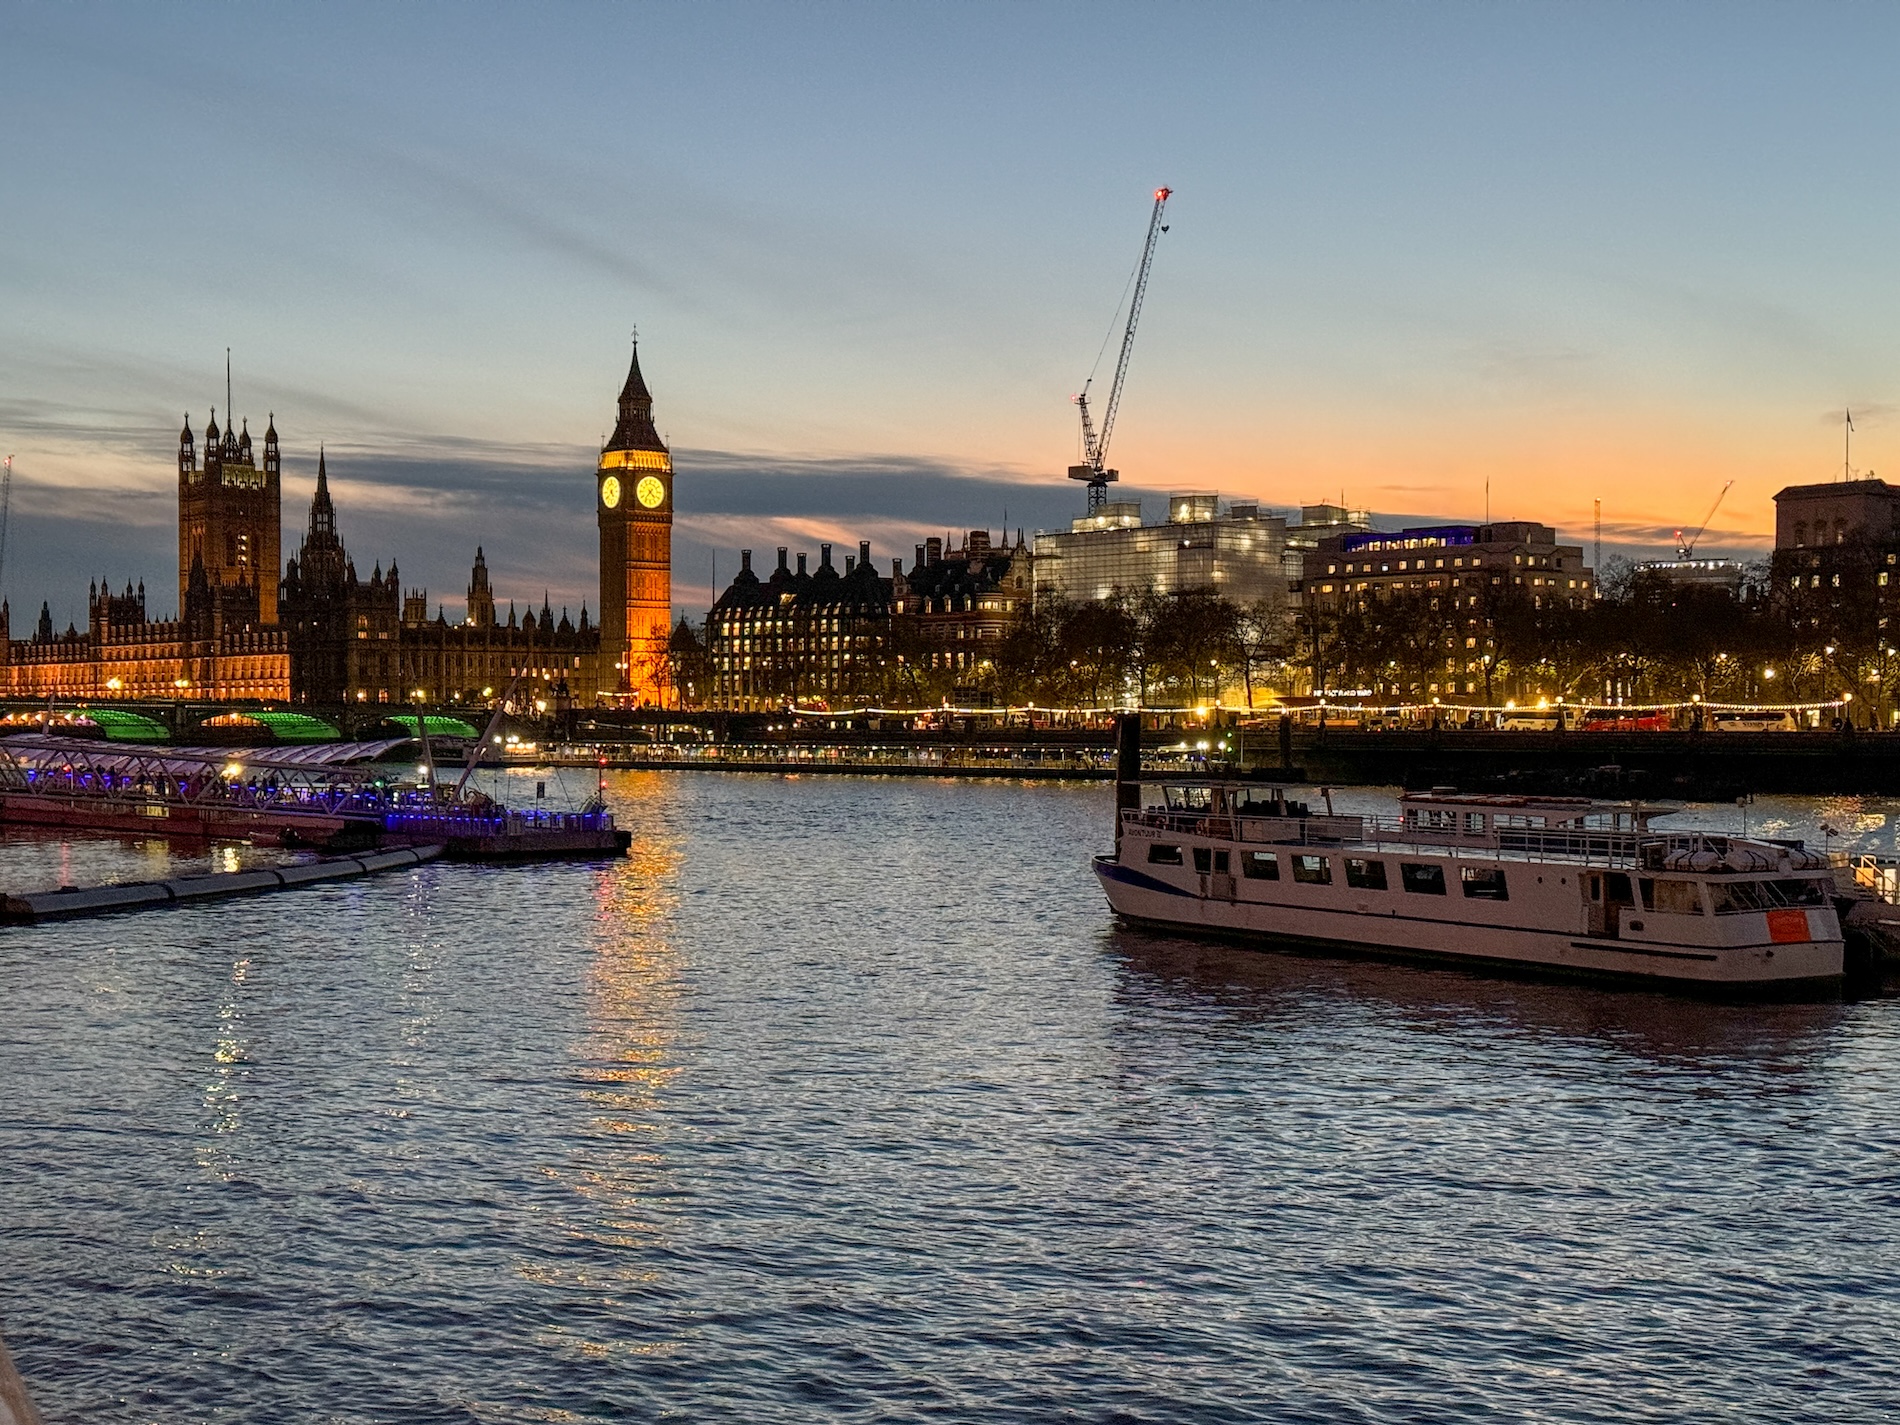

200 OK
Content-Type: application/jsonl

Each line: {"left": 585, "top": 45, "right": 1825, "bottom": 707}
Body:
{"left": 6, "top": 3, "right": 1900, "bottom": 627}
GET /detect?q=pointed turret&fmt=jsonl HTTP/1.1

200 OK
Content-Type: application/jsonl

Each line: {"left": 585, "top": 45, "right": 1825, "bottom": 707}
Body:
{"left": 178, "top": 414, "right": 196, "bottom": 478}
{"left": 466, "top": 546, "right": 496, "bottom": 629}
{"left": 309, "top": 448, "right": 336, "bottom": 538}
{"left": 604, "top": 337, "right": 669, "bottom": 454}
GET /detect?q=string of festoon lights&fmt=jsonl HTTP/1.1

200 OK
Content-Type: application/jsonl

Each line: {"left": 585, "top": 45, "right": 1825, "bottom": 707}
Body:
{"left": 775, "top": 697, "right": 1855, "bottom": 720}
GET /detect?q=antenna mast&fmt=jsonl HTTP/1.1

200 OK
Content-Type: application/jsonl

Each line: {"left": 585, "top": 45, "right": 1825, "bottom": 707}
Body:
{"left": 1069, "top": 187, "right": 1172, "bottom": 513}
{"left": 0, "top": 455, "right": 12, "bottom": 602}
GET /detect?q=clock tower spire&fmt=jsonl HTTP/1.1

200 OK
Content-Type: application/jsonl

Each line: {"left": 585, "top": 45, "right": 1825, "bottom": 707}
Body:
{"left": 596, "top": 331, "right": 674, "bottom": 704}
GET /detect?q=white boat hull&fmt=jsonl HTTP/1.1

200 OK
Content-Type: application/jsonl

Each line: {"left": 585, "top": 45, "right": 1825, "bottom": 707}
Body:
{"left": 1095, "top": 854, "right": 1843, "bottom": 992}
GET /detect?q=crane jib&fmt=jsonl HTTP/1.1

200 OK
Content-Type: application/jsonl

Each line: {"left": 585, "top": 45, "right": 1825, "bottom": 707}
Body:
{"left": 1072, "top": 187, "right": 1171, "bottom": 510}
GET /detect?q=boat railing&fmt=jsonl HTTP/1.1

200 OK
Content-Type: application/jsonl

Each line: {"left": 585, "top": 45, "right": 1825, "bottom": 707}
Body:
{"left": 382, "top": 806, "right": 617, "bottom": 839}
{"left": 1125, "top": 809, "right": 1798, "bottom": 871}
{"left": 1851, "top": 853, "right": 1900, "bottom": 902}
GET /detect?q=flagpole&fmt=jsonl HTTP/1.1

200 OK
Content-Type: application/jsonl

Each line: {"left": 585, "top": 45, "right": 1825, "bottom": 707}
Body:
{"left": 1846, "top": 408, "right": 1853, "bottom": 482}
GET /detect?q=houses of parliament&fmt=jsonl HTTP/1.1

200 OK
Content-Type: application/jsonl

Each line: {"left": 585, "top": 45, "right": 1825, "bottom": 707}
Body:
{"left": 0, "top": 345, "right": 675, "bottom": 708}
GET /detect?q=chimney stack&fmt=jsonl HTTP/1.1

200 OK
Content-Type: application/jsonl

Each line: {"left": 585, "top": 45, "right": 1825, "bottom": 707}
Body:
{"left": 796, "top": 553, "right": 808, "bottom": 576}
{"left": 776, "top": 547, "right": 789, "bottom": 574}
{"left": 926, "top": 537, "right": 942, "bottom": 565}
{"left": 741, "top": 549, "right": 753, "bottom": 573}
{"left": 859, "top": 540, "right": 871, "bottom": 568}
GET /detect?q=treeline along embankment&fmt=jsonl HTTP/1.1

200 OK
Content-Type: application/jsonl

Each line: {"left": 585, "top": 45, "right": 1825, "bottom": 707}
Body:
{"left": 1288, "top": 726, "right": 1900, "bottom": 799}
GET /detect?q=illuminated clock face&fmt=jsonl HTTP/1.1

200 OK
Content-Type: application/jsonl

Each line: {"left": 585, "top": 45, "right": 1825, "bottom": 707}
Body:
{"left": 635, "top": 475, "right": 666, "bottom": 509}
{"left": 600, "top": 475, "right": 622, "bottom": 509}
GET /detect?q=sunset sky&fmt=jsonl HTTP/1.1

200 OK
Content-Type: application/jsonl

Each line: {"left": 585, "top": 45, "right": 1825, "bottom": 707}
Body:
{"left": 6, "top": 3, "right": 1900, "bottom": 627}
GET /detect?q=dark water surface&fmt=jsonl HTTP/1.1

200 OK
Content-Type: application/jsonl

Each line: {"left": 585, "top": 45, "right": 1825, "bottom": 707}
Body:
{"left": 2, "top": 773, "right": 1898, "bottom": 1422}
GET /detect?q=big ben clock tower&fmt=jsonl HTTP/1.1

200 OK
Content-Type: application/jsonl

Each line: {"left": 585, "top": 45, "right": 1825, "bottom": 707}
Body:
{"left": 596, "top": 335, "right": 674, "bottom": 703}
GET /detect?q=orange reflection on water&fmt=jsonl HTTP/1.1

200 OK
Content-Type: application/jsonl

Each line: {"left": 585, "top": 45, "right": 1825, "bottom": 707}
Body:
{"left": 530, "top": 776, "right": 688, "bottom": 1358}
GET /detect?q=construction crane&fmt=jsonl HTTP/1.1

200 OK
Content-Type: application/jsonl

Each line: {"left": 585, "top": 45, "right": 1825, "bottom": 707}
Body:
{"left": 1674, "top": 479, "right": 1732, "bottom": 560}
{"left": 1069, "top": 186, "right": 1171, "bottom": 513}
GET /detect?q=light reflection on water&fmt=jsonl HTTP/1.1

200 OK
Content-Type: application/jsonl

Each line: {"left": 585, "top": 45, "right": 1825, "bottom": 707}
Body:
{"left": 0, "top": 774, "right": 1895, "bottom": 1422}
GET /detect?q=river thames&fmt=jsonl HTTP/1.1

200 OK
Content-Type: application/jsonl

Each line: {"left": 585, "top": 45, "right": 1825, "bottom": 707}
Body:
{"left": 2, "top": 773, "right": 1897, "bottom": 1422}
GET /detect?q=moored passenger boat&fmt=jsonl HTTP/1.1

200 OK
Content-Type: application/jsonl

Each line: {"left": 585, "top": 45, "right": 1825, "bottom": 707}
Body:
{"left": 1095, "top": 773, "right": 1843, "bottom": 992}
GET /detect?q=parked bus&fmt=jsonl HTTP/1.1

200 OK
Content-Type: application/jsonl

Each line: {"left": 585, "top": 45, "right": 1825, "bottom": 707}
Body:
{"left": 1710, "top": 709, "right": 1801, "bottom": 733}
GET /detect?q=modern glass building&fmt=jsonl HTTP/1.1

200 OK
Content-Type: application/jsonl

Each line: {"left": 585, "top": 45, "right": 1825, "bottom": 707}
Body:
{"left": 1032, "top": 497, "right": 1370, "bottom": 611}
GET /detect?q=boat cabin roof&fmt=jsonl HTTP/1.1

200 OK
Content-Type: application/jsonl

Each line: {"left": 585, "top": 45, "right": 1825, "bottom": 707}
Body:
{"left": 1140, "top": 779, "right": 1675, "bottom": 830}
{"left": 1398, "top": 790, "right": 1672, "bottom": 824}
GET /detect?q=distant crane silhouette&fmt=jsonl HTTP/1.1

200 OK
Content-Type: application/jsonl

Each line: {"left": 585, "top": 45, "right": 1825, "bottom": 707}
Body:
{"left": 1674, "top": 480, "right": 1733, "bottom": 560}
{"left": 1069, "top": 187, "right": 1171, "bottom": 513}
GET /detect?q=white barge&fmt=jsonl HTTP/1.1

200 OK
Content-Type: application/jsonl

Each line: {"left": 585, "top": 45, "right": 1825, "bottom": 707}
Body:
{"left": 1095, "top": 775, "right": 1844, "bottom": 993}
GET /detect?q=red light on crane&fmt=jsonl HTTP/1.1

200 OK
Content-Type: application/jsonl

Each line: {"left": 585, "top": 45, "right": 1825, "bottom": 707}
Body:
{"left": 1154, "top": 187, "right": 1172, "bottom": 201}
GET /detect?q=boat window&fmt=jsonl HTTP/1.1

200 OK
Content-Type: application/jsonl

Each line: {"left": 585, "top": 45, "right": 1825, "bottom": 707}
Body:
{"left": 1460, "top": 866, "right": 1510, "bottom": 901}
{"left": 1214, "top": 850, "right": 1230, "bottom": 875}
{"left": 1710, "top": 881, "right": 1769, "bottom": 913}
{"left": 1495, "top": 814, "right": 1547, "bottom": 830}
{"left": 1345, "top": 857, "right": 1388, "bottom": 890}
{"left": 1710, "top": 878, "right": 1828, "bottom": 913}
{"left": 1242, "top": 851, "right": 1280, "bottom": 880}
{"left": 1641, "top": 878, "right": 1705, "bottom": 915}
{"left": 1292, "top": 854, "right": 1332, "bottom": 885}
{"left": 1193, "top": 847, "right": 1212, "bottom": 873}
{"left": 1148, "top": 843, "right": 1183, "bottom": 866}
{"left": 1163, "top": 786, "right": 1213, "bottom": 812}
{"left": 1401, "top": 862, "right": 1447, "bottom": 895}
{"left": 1768, "top": 878, "right": 1829, "bottom": 907}
{"left": 1464, "top": 813, "right": 1486, "bottom": 833}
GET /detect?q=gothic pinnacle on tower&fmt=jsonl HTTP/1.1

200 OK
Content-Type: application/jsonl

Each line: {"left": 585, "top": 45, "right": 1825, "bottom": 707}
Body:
{"left": 605, "top": 335, "right": 669, "bottom": 454}
{"left": 310, "top": 447, "right": 336, "bottom": 538}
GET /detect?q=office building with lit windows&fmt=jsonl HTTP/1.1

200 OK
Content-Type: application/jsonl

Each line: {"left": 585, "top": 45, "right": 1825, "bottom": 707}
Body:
{"left": 1032, "top": 495, "right": 1369, "bottom": 614}
{"left": 707, "top": 541, "right": 893, "bottom": 711}
{"left": 1301, "top": 521, "right": 1593, "bottom": 700}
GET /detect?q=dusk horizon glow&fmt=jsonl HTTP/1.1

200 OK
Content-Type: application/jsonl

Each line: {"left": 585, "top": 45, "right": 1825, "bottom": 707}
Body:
{"left": 7, "top": 3, "right": 1900, "bottom": 627}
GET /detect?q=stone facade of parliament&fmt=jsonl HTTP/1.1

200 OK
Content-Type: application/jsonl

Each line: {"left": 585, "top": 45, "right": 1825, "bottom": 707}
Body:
{"left": 0, "top": 353, "right": 662, "bottom": 706}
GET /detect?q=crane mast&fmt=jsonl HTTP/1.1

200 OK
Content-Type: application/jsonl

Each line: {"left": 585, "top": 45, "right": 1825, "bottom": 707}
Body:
{"left": 1070, "top": 186, "right": 1171, "bottom": 513}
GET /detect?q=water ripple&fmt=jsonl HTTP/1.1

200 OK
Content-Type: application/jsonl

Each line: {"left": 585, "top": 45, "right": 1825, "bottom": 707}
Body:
{"left": 0, "top": 774, "right": 1896, "bottom": 1421}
